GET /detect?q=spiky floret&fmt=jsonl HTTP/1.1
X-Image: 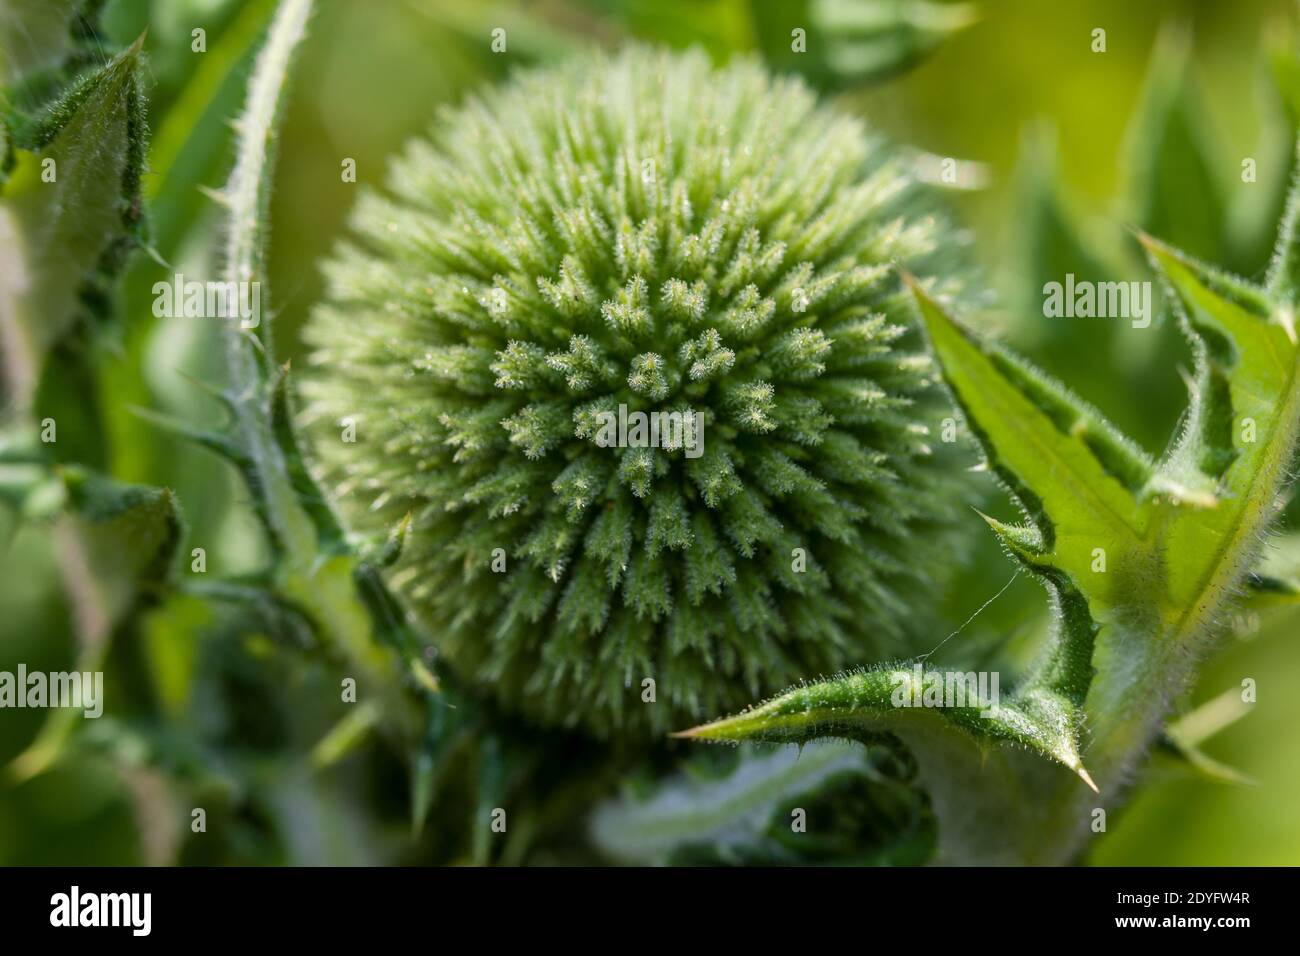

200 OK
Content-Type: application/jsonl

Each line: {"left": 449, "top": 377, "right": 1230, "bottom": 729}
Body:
{"left": 303, "top": 47, "right": 963, "bottom": 736}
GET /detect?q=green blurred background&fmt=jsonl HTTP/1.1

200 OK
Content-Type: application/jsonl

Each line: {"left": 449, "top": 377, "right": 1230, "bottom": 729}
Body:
{"left": 2, "top": 0, "right": 1299, "bottom": 864}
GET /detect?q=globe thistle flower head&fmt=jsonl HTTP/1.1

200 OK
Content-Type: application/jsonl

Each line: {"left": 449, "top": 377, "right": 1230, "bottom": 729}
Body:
{"left": 305, "top": 47, "right": 962, "bottom": 737}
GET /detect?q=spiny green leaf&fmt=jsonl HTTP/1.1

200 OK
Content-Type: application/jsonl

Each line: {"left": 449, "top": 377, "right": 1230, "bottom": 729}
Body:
{"left": 1141, "top": 234, "right": 1300, "bottom": 615}
{"left": 978, "top": 513, "right": 1097, "bottom": 709}
{"left": 687, "top": 195, "right": 1300, "bottom": 861}
{"left": 676, "top": 662, "right": 1097, "bottom": 791}
{"left": 130, "top": 402, "right": 295, "bottom": 560}
{"left": 904, "top": 273, "right": 1154, "bottom": 590}
{"left": 1270, "top": 136, "right": 1300, "bottom": 306}
{"left": 1140, "top": 233, "right": 1289, "bottom": 493}
{"left": 271, "top": 361, "right": 348, "bottom": 556}
{"left": 210, "top": 0, "right": 317, "bottom": 566}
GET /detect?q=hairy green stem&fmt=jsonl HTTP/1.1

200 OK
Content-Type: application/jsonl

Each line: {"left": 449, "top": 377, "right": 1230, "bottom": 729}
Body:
{"left": 218, "top": 0, "right": 313, "bottom": 564}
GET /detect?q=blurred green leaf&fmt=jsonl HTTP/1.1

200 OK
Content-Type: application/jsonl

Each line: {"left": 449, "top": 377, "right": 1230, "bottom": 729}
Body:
{"left": 311, "top": 700, "right": 379, "bottom": 769}
{"left": 1, "top": 24, "right": 148, "bottom": 414}
{"left": 812, "top": 0, "right": 977, "bottom": 83}
{"left": 8, "top": 467, "right": 182, "bottom": 783}
{"left": 1124, "top": 23, "right": 1227, "bottom": 264}
{"left": 146, "top": 0, "right": 277, "bottom": 256}
{"left": 749, "top": 0, "right": 976, "bottom": 90}
{"left": 1163, "top": 687, "right": 1256, "bottom": 786}
{"left": 0, "top": 0, "right": 80, "bottom": 85}
{"left": 594, "top": 744, "right": 864, "bottom": 863}
{"left": 60, "top": 466, "right": 182, "bottom": 618}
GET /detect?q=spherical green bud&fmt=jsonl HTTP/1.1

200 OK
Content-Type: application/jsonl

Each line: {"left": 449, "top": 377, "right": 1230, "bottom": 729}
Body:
{"left": 304, "top": 48, "right": 961, "bottom": 737}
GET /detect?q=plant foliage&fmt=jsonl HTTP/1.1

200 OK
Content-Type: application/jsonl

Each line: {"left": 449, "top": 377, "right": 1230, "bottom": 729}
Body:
{"left": 681, "top": 177, "right": 1300, "bottom": 864}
